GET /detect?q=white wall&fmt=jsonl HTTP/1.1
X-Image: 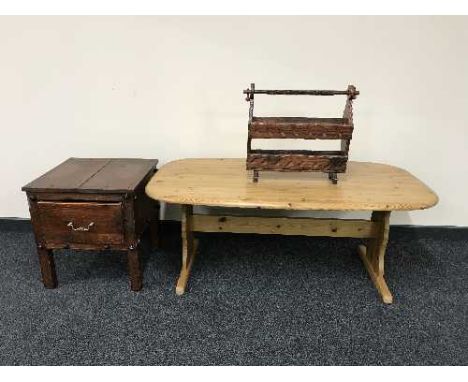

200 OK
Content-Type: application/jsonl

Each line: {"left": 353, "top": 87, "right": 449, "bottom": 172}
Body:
{"left": 0, "top": 16, "right": 467, "bottom": 225}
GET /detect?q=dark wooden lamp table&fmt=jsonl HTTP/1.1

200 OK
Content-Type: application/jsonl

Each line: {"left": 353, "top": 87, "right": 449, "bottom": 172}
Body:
{"left": 22, "top": 158, "right": 159, "bottom": 291}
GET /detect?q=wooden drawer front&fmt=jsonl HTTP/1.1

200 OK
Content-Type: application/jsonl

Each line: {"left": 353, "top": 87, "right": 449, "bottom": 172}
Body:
{"left": 36, "top": 201, "right": 124, "bottom": 246}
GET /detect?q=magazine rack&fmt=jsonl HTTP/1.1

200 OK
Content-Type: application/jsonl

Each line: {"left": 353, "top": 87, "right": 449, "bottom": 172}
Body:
{"left": 243, "top": 84, "right": 359, "bottom": 184}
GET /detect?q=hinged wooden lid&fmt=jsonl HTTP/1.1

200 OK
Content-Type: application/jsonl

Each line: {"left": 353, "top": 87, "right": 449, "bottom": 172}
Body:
{"left": 22, "top": 158, "right": 158, "bottom": 194}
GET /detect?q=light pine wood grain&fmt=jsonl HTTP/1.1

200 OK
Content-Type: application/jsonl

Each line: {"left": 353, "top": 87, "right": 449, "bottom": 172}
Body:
{"left": 145, "top": 159, "right": 438, "bottom": 303}
{"left": 358, "top": 244, "right": 393, "bottom": 304}
{"left": 192, "top": 214, "right": 378, "bottom": 238}
{"left": 175, "top": 238, "right": 198, "bottom": 296}
{"left": 176, "top": 205, "right": 197, "bottom": 295}
{"left": 146, "top": 159, "right": 438, "bottom": 211}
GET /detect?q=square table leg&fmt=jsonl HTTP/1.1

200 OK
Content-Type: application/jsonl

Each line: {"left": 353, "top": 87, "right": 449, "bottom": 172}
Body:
{"left": 357, "top": 210, "right": 393, "bottom": 304}
{"left": 127, "top": 246, "right": 142, "bottom": 291}
{"left": 176, "top": 205, "right": 198, "bottom": 295}
{"left": 37, "top": 247, "right": 58, "bottom": 289}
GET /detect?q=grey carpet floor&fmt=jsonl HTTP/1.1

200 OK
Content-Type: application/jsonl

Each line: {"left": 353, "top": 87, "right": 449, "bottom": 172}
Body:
{"left": 0, "top": 224, "right": 466, "bottom": 365}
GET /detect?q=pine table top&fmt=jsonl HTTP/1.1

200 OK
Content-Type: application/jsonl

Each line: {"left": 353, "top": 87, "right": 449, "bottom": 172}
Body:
{"left": 145, "top": 158, "right": 438, "bottom": 211}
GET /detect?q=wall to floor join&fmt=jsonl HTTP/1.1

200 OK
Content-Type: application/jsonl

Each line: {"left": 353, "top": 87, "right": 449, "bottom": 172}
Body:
{"left": 0, "top": 16, "right": 466, "bottom": 225}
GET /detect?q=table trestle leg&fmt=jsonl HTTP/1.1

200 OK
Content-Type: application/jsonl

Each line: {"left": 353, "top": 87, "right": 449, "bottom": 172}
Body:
{"left": 357, "top": 211, "right": 393, "bottom": 304}
{"left": 176, "top": 205, "right": 198, "bottom": 295}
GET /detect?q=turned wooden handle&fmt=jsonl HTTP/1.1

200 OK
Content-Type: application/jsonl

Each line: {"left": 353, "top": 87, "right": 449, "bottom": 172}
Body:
{"left": 243, "top": 84, "right": 359, "bottom": 98}
{"left": 243, "top": 89, "right": 356, "bottom": 96}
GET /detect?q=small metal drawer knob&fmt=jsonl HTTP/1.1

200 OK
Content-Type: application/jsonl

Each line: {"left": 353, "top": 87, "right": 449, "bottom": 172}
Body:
{"left": 67, "top": 221, "right": 95, "bottom": 232}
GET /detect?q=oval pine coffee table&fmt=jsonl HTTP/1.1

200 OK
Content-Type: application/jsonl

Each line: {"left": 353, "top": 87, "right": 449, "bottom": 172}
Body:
{"left": 145, "top": 159, "right": 438, "bottom": 303}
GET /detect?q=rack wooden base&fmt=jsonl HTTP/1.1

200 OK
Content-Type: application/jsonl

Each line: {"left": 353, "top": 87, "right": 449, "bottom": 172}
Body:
{"left": 176, "top": 207, "right": 393, "bottom": 303}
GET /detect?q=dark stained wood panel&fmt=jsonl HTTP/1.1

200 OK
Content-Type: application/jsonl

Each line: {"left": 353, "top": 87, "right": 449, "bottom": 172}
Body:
{"left": 22, "top": 158, "right": 110, "bottom": 192}
{"left": 36, "top": 201, "right": 124, "bottom": 246}
{"left": 22, "top": 158, "right": 158, "bottom": 193}
{"left": 249, "top": 117, "right": 353, "bottom": 139}
{"left": 247, "top": 152, "right": 348, "bottom": 172}
{"left": 82, "top": 158, "right": 158, "bottom": 192}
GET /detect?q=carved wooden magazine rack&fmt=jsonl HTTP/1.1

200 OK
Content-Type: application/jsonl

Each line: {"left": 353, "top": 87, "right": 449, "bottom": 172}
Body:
{"left": 243, "top": 84, "right": 359, "bottom": 184}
